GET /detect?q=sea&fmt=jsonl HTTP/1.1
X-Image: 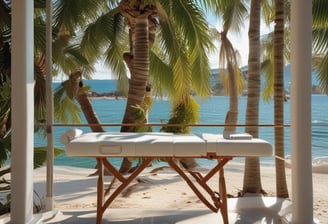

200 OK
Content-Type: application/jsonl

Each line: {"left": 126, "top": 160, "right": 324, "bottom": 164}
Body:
{"left": 35, "top": 79, "right": 328, "bottom": 171}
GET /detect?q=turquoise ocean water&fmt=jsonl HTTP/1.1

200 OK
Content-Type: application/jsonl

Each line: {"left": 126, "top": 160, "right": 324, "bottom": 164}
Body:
{"left": 35, "top": 80, "right": 328, "bottom": 169}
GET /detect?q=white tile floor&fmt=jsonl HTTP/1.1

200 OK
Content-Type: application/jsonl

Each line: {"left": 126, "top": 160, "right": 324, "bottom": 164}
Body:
{"left": 3, "top": 197, "right": 292, "bottom": 224}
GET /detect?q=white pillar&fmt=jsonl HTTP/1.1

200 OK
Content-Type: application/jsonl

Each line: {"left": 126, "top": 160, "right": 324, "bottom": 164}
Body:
{"left": 290, "top": 1, "right": 313, "bottom": 223}
{"left": 11, "top": 1, "right": 35, "bottom": 224}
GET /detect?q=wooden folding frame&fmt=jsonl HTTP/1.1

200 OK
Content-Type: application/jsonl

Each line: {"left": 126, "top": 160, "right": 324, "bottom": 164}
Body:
{"left": 95, "top": 155, "right": 232, "bottom": 224}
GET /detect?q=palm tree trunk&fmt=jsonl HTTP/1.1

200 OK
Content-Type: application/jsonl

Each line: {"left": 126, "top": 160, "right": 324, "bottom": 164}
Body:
{"left": 243, "top": 0, "right": 263, "bottom": 194}
{"left": 274, "top": 0, "right": 289, "bottom": 198}
{"left": 224, "top": 61, "right": 239, "bottom": 135}
{"left": 119, "top": 16, "right": 150, "bottom": 173}
{"left": 121, "top": 17, "right": 149, "bottom": 131}
{"left": 69, "top": 71, "right": 110, "bottom": 175}
{"left": 69, "top": 71, "right": 105, "bottom": 132}
{"left": 219, "top": 31, "right": 239, "bottom": 136}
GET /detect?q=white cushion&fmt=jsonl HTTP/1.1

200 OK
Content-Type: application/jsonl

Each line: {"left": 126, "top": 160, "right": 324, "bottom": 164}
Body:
{"left": 63, "top": 130, "right": 272, "bottom": 158}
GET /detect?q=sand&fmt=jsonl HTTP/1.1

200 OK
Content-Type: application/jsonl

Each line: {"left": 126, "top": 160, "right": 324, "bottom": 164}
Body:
{"left": 29, "top": 161, "right": 328, "bottom": 223}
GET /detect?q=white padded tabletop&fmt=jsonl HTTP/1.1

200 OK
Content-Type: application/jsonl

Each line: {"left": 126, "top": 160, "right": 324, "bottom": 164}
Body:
{"left": 201, "top": 133, "right": 273, "bottom": 157}
{"left": 64, "top": 132, "right": 207, "bottom": 157}
{"left": 62, "top": 129, "right": 272, "bottom": 158}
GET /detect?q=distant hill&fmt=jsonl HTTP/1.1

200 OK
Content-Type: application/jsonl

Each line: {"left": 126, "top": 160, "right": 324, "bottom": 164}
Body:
{"left": 283, "top": 64, "right": 320, "bottom": 87}
{"left": 210, "top": 64, "right": 323, "bottom": 95}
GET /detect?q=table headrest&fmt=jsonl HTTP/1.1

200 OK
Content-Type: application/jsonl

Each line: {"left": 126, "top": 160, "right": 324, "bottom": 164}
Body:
{"left": 60, "top": 128, "right": 83, "bottom": 144}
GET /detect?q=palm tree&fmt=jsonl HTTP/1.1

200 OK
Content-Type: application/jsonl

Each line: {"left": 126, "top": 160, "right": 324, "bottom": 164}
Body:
{"left": 261, "top": 0, "right": 328, "bottom": 97}
{"left": 260, "top": 0, "right": 328, "bottom": 197}
{"left": 206, "top": 1, "right": 247, "bottom": 137}
{"left": 34, "top": 0, "right": 105, "bottom": 129}
{"left": 219, "top": 31, "right": 244, "bottom": 136}
{"left": 80, "top": 1, "right": 214, "bottom": 172}
{"left": 118, "top": 1, "right": 157, "bottom": 133}
{"left": 38, "top": 2, "right": 109, "bottom": 181}
{"left": 272, "top": 0, "right": 289, "bottom": 198}
{"left": 242, "top": 0, "right": 263, "bottom": 194}
{"left": 258, "top": 0, "right": 328, "bottom": 198}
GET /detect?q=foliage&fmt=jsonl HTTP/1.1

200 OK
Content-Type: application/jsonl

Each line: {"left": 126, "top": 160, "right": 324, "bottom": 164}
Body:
{"left": 0, "top": 2, "right": 76, "bottom": 215}
{"left": 130, "top": 86, "right": 153, "bottom": 132}
{"left": 131, "top": 104, "right": 153, "bottom": 132}
{"left": 0, "top": 189, "right": 47, "bottom": 215}
{"left": 261, "top": 0, "right": 328, "bottom": 97}
{"left": 161, "top": 96, "right": 199, "bottom": 134}
{"left": 0, "top": 131, "right": 10, "bottom": 167}
{"left": 53, "top": 81, "right": 83, "bottom": 124}
{"left": 0, "top": 194, "right": 10, "bottom": 215}
{"left": 34, "top": 147, "right": 64, "bottom": 169}
{"left": 151, "top": 0, "right": 214, "bottom": 100}
{"left": 219, "top": 66, "right": 244, "bottom": 96}
{"left": 0, "top": 76, "right": 11, "bottom": 168}
{"left": 312, "top": 0, "right": 328, "bottom": 94}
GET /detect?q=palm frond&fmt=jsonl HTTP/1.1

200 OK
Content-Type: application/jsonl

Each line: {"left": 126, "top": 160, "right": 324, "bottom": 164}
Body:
{"left": 102, "top": 14, "right": 129, "bottom": 75}
{"left": 161, "top": 96, "right": 199, "bottom": 134}
{"left": 34, "top": 56, "right": 47, "bottom": 130}
{"left": 53, "top": 42, "right": 94, "bottom": 78}
{"left": 156, "top": 22, "right": 192, "bottom": 101}
{"left": 220, "top": 66, "right": 244, "bottom": 96}
{"left": 149, "top": 50, "right": 174, "bottom": 98}
{"left": 261, "top": 59, "right": 274, "bottom": 101}
{"left": 80, "top": 8, "right": 129, "bottom": 90}
{"left": 313, "top": 0, "right": 328, "bottom": 28}
{"left": 313, "top": 55, "right": 328, "bottom": 94}
{"left": 0, "top": 77, "right": 10, "bottom": 124}
{"left": 34, "top": 20, "right": 46, "bottom": 55}
{"left": 156, "top": 0, "right": 214, "bottom": 102}
{"left": 312, "top": 0, "right": 328, "bottom": 54}
{"left": 34, "top": 147, "right": 64, "bottom": 169}
{"left": 197, "top": 0, "right": 221, "bottom": 12}
{"left": 53, "top": 0, "right": 104, "bottom": 31}
{"left": 313, "top": 27, "right": 328, "bottom": 54}
{"left": 54, "top": 83, "right": 82, "bottom": 124}
{"left": 312, "top": 0, "right": 328, "bottom": 94}
{"left": 190, "top": 45, "right": 212, "bottom": 98}
{"left": 160, "top": 0, "right": 214, "bottom": 51}
{"left": 262, "top": 0, "right": 274, "bottom": 25}
{"left": 221, "top": 0, "right": 248, "bottom": 33}
{"left": 0, "top": 130, "right": 11, "bottom": 167}
{"left": 172, "top": 56, "right": 192, "bottom": 101}
{"left": 80, "top": 9, "right": 124, "bottom": 61}
{"left": 0, "top": 1, "right": 11, "bottom": 29}
{"left": 104, "top": 44, "right": 129, "bottom": 93}
{"left": 260, "top": 32, "right": 274, "bottom": 101}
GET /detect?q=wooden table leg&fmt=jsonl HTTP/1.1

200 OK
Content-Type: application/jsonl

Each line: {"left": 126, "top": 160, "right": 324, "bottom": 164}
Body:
{"left": 101, "top": 158, "right": 153, "bottom": 210}
{"left": 219, "top": 166, "right": 229, "bottom": 224}
{"left": 95, "top": 158, "right": 153, "bottom": 224}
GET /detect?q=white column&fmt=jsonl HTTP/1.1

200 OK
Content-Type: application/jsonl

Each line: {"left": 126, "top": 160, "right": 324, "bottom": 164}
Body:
{"left": 11, "top": 1, "right": 35, "bottom": 224}
{"left": 290, "top": 1, "right": 313, "bottom": 223}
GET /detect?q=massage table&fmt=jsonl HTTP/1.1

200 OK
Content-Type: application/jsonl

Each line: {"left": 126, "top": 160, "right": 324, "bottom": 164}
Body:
{"left": 61, "top": 129, "right": 273, "bottom": 224}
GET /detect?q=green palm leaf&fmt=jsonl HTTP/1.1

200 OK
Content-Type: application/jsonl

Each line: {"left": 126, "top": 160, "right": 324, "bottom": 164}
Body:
{"left": 34, "top": 147, "right": 64, "bottom": 169}
{"left": 53, "top": 0, "right": 104, "bottom": 31}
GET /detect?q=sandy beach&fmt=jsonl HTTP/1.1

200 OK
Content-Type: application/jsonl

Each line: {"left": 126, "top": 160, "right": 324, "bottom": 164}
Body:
{"left": 26, "top": 161, "right": 327, "bottom": 223}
